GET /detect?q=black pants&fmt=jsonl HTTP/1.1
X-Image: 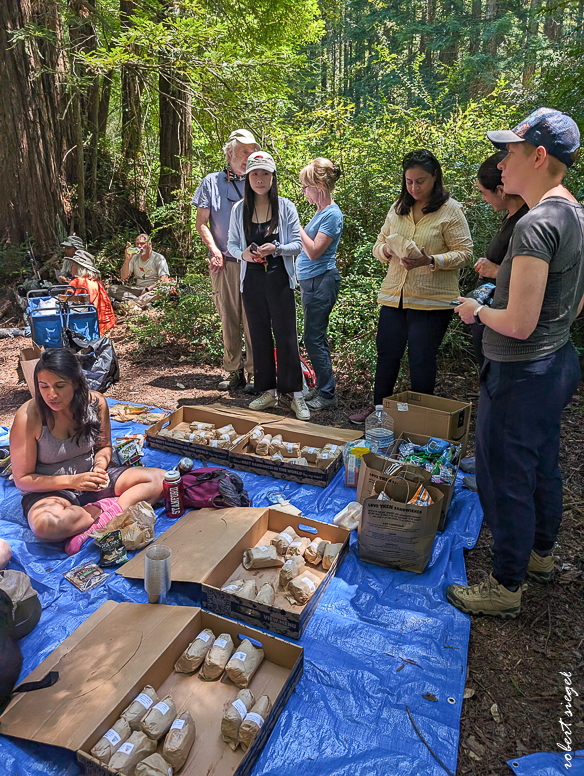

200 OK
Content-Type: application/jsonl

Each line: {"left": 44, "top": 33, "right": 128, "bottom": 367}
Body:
{"left": 472, "top": 321, "right": 485, "bottom": 369}
{"left": 373, "top": 304, "right": 453, "bottom": 405}
{"left": 242, "top": 257, "right": 303, "bottom": 394}
{"left": 476, "top": 342, "right": 581, "bottom": 587}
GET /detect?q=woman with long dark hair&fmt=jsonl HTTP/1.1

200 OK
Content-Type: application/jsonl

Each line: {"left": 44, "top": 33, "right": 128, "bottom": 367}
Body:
{"left": 227, "top": 151, "right": 309, "bottom": 419}
{"left": 472, "top": 152, "right": 528, "bottom": 368}
{"left": 350, "top": 149, "right": 473, "bottom": 424}
{"left": 11, "top": 349, "right": 165, "bottom": 554}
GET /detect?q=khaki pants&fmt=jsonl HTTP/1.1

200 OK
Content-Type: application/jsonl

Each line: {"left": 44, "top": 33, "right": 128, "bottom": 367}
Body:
{"left": 211, "top": 259, "right": 253, "bottom": 373}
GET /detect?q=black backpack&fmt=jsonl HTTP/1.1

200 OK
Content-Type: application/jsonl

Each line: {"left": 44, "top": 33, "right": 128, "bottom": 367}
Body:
{"left": 64, "top": 328, "right": 120, "bottom": 393}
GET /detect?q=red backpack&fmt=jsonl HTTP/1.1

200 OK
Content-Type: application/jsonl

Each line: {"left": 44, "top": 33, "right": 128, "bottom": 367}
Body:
{"left": 181, "top": 468, "right": 251, "bottom": 510}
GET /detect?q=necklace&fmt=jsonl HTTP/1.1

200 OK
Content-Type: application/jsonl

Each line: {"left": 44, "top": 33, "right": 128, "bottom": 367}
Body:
{"left": 253, "top": 201, "right": 272, "bottom": 224}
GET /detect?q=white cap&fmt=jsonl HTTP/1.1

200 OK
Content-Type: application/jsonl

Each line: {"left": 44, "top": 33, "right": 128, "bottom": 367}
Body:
{"left": 227, "top": 129, "right": 260, "bottom": 148}
{"left": 246, "top": 151, "right": 277, "bottom": 175}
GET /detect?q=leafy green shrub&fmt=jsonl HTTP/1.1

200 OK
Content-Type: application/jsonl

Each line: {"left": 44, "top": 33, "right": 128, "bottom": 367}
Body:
{"left": 127, "top": 271, "right": 223, "bottom": 363}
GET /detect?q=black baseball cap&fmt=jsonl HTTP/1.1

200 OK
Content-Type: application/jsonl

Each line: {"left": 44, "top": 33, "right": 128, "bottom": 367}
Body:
{"left": 487, "top": 107, "right": 580, "bottom": 168}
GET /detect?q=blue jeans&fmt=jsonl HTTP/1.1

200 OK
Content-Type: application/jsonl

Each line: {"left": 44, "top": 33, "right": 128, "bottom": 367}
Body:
{"left": 475, "top": 342, "right": 581, "bottom": 587}
{"left": 299, "top": 268, "right": 341, "bottom": 400}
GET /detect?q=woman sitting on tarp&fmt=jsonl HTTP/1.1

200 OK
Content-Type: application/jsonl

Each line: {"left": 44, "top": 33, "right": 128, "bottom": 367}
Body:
{"left": 69, "top": 250, "right": 116, "bottom": 335}
{"left": 10, "top": 349, "right": 165, "bottom": 555}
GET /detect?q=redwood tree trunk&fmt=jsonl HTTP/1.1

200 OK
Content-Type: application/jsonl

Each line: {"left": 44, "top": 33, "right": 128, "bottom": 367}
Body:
{"left": 120, "top": 0, "right": 142, "bottom": 160}
{"left": 157, "top": 70, "right": 192, "bottom": 249}
{"left": 0, "top": 0, "right": 71, "bottom": 257}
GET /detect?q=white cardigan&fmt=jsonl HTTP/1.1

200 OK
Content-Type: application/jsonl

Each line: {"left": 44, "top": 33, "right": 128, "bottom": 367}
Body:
{"left": 227, "top": 197, "right": 302, "bottom": 291}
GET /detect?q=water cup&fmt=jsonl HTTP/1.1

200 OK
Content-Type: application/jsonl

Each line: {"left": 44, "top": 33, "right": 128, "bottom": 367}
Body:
{"left": 144, "top": 544, "right": 172, "bottom": 604}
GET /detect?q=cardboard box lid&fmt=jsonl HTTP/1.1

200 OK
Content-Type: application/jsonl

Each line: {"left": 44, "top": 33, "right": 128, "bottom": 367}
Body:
{"left": 205, "top": 403, "right": 359, "bottom": 443}
{"left": 0, "top": 601, "right": 198, "bottom": 752}
{"left": 118, "top": 507, "right": 267, "bottom": 582}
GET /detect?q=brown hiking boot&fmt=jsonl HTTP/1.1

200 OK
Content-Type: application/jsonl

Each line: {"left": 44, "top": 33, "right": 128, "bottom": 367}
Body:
{"left": 446, "top": 573, "right": 522, "bottom": 619}
{"left": 526, "top": 549, "right": 555, "bottom": 583}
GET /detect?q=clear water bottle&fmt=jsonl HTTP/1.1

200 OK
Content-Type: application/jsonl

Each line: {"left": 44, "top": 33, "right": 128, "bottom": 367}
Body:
{"left": 365, "top": 405, "right": 394, "bottom": 456}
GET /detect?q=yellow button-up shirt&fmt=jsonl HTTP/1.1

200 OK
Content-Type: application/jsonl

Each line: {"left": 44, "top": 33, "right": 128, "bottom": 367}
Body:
{"left": 373, "top": 198, "right": 473, "bottom": 310}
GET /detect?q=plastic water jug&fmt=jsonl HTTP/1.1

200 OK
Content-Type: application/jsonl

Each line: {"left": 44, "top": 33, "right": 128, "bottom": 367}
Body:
{"left": 365, "top": 405, "right": 394, "bottom": 456}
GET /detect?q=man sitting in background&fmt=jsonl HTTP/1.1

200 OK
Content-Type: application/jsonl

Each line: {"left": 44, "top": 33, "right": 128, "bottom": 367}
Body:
{"left": 108, "top": 234, "right": 170, "bottom": 301}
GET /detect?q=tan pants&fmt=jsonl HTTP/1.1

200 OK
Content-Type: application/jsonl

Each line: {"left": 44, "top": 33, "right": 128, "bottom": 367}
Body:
{"left": 211, "top": 259, "right": 253, "bottom": 373}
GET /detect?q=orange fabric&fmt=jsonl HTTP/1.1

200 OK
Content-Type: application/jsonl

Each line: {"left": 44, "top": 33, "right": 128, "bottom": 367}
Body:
{"left": 69, "top": 277, "right": 116, "bottom": 335}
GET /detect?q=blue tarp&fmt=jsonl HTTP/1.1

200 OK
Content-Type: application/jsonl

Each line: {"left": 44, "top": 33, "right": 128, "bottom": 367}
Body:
{"left": 508, "top": 750, "right": 584, "bottom": 775}
{"left": 0, "top": 399, "right": 522, "bottom": 776}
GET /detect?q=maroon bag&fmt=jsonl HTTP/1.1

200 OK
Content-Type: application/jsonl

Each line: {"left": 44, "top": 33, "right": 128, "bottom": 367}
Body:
{"left": 181, "top": 467, "right": 251, "bottom": 510}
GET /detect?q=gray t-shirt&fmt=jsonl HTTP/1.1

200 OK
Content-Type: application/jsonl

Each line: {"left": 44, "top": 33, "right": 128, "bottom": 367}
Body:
{"left": 191, "top": 171, "right": 245, "bottom": 258}
{"left": 483, "top": 197, "right": 584, "bottom": 361}
{"left": 128, "top": 250, "right": 169, "bottom": 288}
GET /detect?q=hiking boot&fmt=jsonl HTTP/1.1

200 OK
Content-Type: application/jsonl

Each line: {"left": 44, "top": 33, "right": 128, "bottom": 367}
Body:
{"left": 445, "top": 573, "right": 522, "bottom": 619}
{"left": 303, "top": 388, "right": 317, "bottom": 402}
{"left": 487, "top": 546, "right": 556, "bottom": 584}
{"left": 460, "top": 456, "right": 476, "bottom": 474}
{"left": 526, "top": 549, "right": 555, "bottom": 583}
{"left": 349, "top": 405, "right": 374, "bottom": 425}
{"left": 218, "top": 370, "right": 245, "bottom": 391}
{"left": 291, "top": 396, "right": 310, "bottom": 421}
{"left": 243, "top": 373, "right": 258, "bottom": 395}
{"left": 306, "top": 393, "right": 339, "bottom": 411}
{"left": 249, "top": 391, "right": 278, "bottom": 411}
{"left": 463, "top": 475, "right": 478, "bottom": 492}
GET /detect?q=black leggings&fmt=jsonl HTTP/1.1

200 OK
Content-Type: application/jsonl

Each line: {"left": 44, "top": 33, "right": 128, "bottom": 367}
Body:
{"left": 373, "top": 304, "right": 453, "bottom": 405}
{"left": 242, "top": 257, "right": 303, "bottom": 394}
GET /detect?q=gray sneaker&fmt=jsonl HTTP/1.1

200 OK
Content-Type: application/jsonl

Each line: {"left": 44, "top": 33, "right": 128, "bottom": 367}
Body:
{"left": 306, "top": 393, "right": 338, "bottom": 411}
{"left": 218, "top": 370, "right": 245, "bottom": 391}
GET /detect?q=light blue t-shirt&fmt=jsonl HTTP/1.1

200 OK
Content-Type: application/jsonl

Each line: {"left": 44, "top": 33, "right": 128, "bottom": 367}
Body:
{"left": 296, "top": 204, "right": 343, "bottom": 280}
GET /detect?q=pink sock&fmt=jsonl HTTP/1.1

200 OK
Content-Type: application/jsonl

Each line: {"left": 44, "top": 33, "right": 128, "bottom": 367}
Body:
{"left": 64, "top": 497, "right": 124, "bottom": 556}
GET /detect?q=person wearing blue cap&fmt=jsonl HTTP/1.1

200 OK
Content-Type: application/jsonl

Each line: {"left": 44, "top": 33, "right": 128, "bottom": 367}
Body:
{"left": 447, "top": 107, "right": 584, "bottom": 618}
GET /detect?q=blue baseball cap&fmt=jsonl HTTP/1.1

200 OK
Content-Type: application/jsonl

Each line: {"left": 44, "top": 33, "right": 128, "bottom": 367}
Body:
{"left": 487, "top": 107, "right": 580, "bottom": 168}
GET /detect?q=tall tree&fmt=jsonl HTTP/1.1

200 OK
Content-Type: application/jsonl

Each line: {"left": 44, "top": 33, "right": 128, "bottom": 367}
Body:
{"left": 0, "top": 0, "right": 72, "bottom": 256}
{"left": 120, "top": 0, "right": 142, "bottom": 160}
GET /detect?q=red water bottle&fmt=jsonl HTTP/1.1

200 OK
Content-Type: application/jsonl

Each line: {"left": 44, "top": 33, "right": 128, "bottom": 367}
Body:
{"left": 163, "top": 469, "right": 184, "bottom": 518}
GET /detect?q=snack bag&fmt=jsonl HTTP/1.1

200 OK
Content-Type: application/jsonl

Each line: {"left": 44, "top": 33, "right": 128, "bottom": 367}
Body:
{"left": 162, "top": 711, "right": 196, "bottom": 770}
{"left": 221, "top": 689, "right": 254, "bottom": 750}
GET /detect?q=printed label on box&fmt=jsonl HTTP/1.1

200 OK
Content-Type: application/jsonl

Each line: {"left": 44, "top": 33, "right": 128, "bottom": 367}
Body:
{"left": 397, "top": 402, "right": 409, "bottom": 411}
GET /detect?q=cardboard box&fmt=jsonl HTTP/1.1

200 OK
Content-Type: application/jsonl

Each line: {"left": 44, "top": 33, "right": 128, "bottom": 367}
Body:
{"left": 0, "top": 601, "right": 303, "bottom": 776}
{"left": 391, "top": 432, "right": 461, "bottom": 531}
{"left": 358, "top": 479, "right": 443, "bottom": 573}
{"left": 146, "top": 406, "right": 261, "bottom": 466}
{"left": 355, "top": 452, "right": 431, "bottom": 505}
{"left": 17, "top": 345, "right": 42, "bottom": 397}
{"left": 146, "top": 405, "right": 359, "bottom": 487}
{"left": 383, "top": 391, "right": 471, "bottom": 456}
{"left": 229, "top": 426, "right": 349, "bottom": 488}
{"left": 118, "top": 507, "right": 350, "bottom": 639}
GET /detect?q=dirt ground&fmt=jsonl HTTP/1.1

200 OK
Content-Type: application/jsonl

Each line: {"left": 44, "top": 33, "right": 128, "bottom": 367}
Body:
{"left": 0, "top": 319, "right": 582, "bottom": 774}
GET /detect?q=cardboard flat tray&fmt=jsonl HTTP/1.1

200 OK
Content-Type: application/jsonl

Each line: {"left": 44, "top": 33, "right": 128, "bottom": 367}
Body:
{"left": 146, "top": 405, "right": 359, "bottom": 488}
{"left": 0, "top": 602, "right": 303, "bottom": 776}
{"left": 118, "top": 507, "right": 350, "bottom": 639}
{"left": 145, "top": 406, "right": 260, "bottom": 466}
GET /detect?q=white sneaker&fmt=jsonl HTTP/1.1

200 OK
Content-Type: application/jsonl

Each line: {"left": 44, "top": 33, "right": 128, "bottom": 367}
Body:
{"left": 249, "top": 391, "right": 278, "bottom": 410}
{"left": 291, "top": 396, "right": 310, "bottom": 421}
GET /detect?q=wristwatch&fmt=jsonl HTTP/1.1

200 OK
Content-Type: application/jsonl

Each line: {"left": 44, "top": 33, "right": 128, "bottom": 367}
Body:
{"left": 429, "top": 255, "right": 435, "bottom": 267}
{"left": 473, "top": 305, "right": 484, "bottom": 322}
{"left": 273, "top": 241, "right": 282, "bottom": 257}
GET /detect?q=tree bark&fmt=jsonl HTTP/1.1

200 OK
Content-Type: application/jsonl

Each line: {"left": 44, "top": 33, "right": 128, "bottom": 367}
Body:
{"left": 543, "top": 0, "right": 563, "bottom": 42}
{"left": 158, "top": 70, "right": 192, "bottom": 249}
{"left": 470, "top": 0, "right": 481, "bottom": 54}
{"left": 0, "top": 0, "right": 71, "bottom": 257}
{"left": 120, "top": 0, "right": 142, "bottom": 159}
{"left": 522, "top": 0, "right": 542, "bottom": 85}
{"left": 484, "top": 0, "right": 498, "bottom": 55}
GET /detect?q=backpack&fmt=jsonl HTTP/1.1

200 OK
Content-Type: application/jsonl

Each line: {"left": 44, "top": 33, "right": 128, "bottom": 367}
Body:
{"left": 64, "top": 328, "right": 120, "bottom": 392}
{"left": 182, "top": 468, "right": 251, "bottom": 510}
{"left": 0, "top": 589, "right": 23, "bottom": 712}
